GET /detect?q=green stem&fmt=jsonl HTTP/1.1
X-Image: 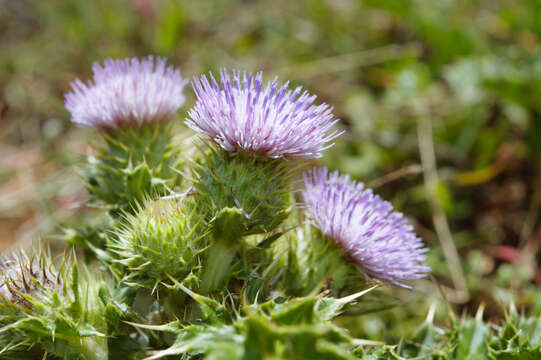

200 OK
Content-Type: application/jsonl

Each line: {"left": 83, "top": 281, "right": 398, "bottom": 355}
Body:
{"left": 199, "top": 240, "right": 240, "bottom": 294}
{"left": 199, "top": 207, "right": 245, "bottom": 294}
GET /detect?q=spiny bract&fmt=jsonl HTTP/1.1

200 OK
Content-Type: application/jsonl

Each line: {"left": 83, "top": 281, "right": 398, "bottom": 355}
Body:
{"left": 138, "top": 289, "right": 375, "bottom": 360}
{"left": 84, "top": 124, "right": 185, "bottom": 212}
{"left": 0, "top": 253, "right": 108, "bottom": 360}
{"left": 285, "top": 222, "right": 366, "bottom": 297}
{"left": 193, "top": 148, "right": 292, "bottom": 236}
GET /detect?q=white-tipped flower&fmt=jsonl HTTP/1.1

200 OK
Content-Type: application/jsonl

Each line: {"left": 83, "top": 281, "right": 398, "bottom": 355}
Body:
{"left": 302, "top": 167, "right": 431, "bottom": 288}
{"left": 65, "top": 56, "right": 188, "bottom": 129}
{"left": 186, "top": 69, "right": 343, "bottom": 158}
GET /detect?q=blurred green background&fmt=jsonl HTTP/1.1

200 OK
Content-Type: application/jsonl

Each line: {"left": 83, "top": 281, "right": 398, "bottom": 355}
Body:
{"left": 2, "top": 0, "right": 541, "bottom": 340}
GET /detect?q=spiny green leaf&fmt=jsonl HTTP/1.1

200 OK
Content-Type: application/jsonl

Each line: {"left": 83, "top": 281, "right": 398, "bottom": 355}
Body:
{"left": 167, "top": 274, "right": 230, "bottom": 326}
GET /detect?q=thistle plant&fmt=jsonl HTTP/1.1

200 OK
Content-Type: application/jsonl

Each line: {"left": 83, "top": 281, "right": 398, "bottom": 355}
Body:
{"left": 186, "top": 69, "right": 343, "bottom": 293}
{"left": 0, "top": 57, "right": 444, "bottom": 359}
{"left": 65, "top": 56, "right": 188, "bottom": 213}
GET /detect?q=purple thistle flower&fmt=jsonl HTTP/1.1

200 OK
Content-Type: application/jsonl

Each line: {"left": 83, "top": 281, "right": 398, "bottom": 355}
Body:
{"left": 65, "top": 56, "right": 188, "bottom": 129}
{"left": 186, "top": 69, "right": 343, "bottom": 159}
{"left": 302, "top": 167, "right": 430, "bottom": 288}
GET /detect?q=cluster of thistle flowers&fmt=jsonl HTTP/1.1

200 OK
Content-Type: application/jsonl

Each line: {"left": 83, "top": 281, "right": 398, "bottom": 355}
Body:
{"left": 0, "top": 56, "right": 430, "bottom": 359}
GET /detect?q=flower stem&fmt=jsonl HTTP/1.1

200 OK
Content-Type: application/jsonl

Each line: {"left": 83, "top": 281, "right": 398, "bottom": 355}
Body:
{"left": 199, "top": 241, "right": 239, "bottom": 294}
{"left": 199, "top": 207, "right": 245, "bottom": 294}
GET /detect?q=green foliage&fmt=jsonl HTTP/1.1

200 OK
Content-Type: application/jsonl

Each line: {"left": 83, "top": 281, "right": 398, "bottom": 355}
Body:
{"left": 85, "top": 124, "right": 184, "bottom": 213}
{"left": 62, "top": 217, "right": 116, "bottom": 260}
{"left": 488, "top": 312, "right": 541, "bottom": 360}
{"left": 143, "top": 291, "right": 377, "bottom": 360}
{"left": 356, "top": 306, "right": 541, "bottom": 360}
{"left": 99, "top": 284, "right": 144, "bottom": 360}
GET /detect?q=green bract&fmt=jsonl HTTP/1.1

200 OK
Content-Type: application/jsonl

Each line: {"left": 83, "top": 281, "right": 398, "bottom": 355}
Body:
{"left": 85, "top": 123, "right": 184, "bottom": 213}
{"left": 194, "top": 147, "right": 292, "bottom": 236}
{"left": 286, "top": 223, "right": 364, "bottom": 297}
{"left": 192, "top": 147, "right": 294, "bottom": 294}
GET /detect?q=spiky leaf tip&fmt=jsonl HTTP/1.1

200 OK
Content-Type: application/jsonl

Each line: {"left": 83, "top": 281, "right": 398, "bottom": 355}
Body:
{"left": 140, "top": 294, "right": 365, "bottom": 360}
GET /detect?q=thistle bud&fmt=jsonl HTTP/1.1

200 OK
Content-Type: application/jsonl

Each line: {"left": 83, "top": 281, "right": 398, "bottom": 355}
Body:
{"left": 109, "top": 198, "right": 208, "bottom": 292}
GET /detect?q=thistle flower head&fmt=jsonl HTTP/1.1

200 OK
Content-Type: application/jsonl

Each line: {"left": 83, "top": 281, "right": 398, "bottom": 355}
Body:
{"left": 302, "top": 167, "right": 430, "bottom": 288}
{"left": 65, "top": 56, "right": 188, "bottom": 129}
{"left": 186, "top": 69, "right": 343, "bottom": 159}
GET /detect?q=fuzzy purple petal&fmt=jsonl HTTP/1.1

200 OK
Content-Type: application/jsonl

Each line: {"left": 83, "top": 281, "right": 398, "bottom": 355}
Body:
{"left": 302, "top": 167, "right": 431, "bottom": 288}
{"left": 65, "top": 56, "right": 188, "bottom": 129}
{"left": 186, "top": 69, "right": 343, "bottom": 159}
